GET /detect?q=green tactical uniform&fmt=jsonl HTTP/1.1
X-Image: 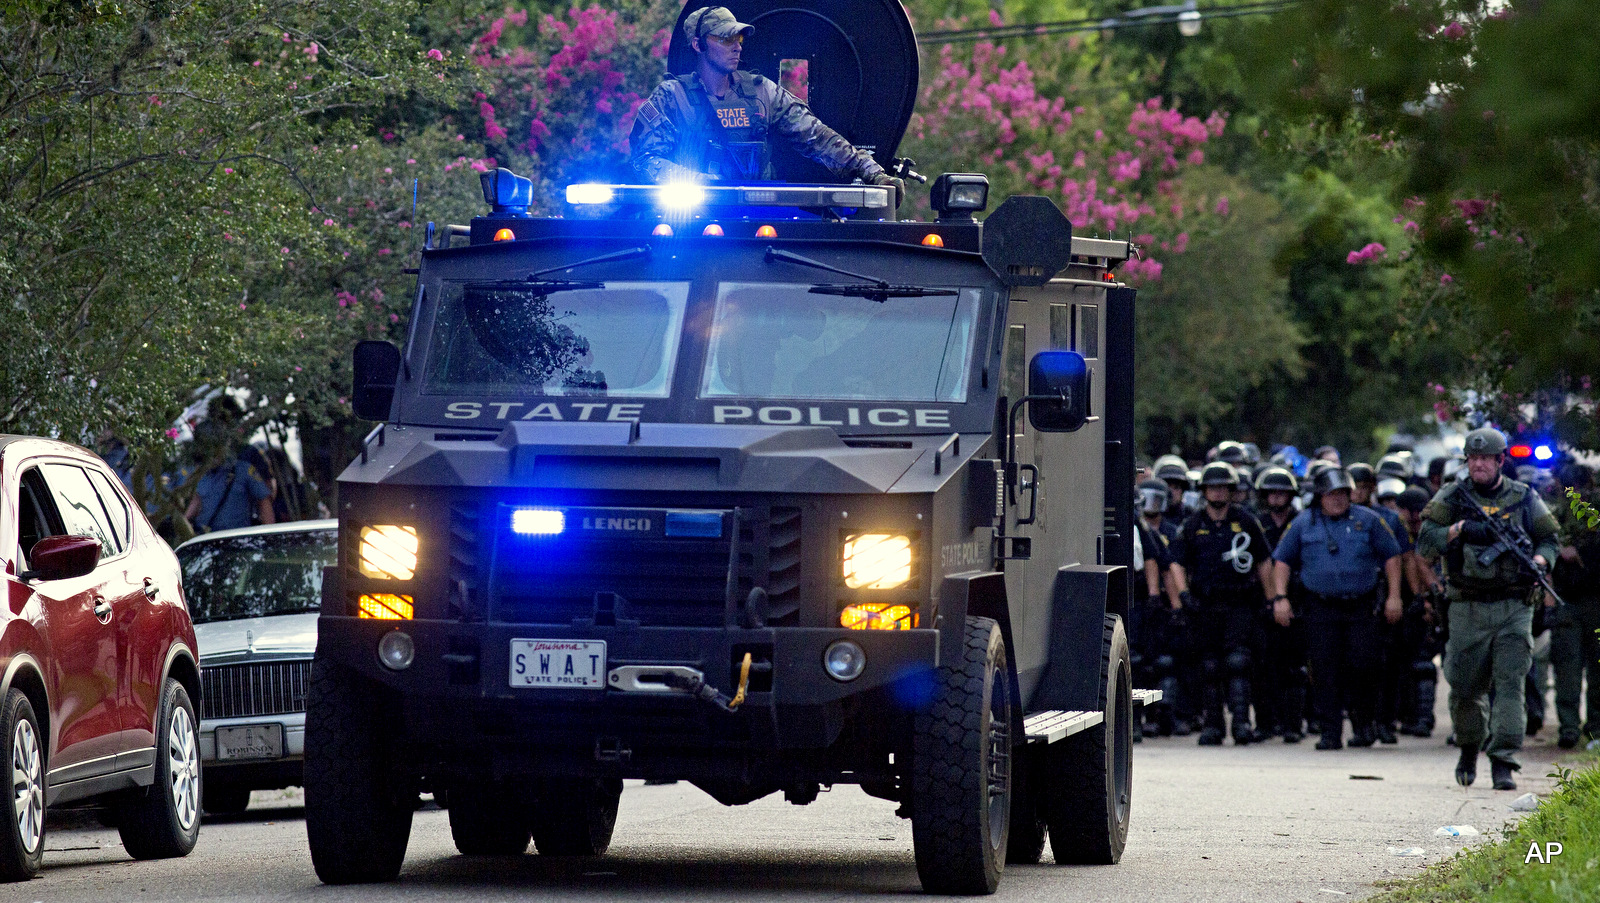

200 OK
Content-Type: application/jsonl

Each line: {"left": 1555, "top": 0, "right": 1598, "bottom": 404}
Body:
{"left": 1417, "top": 476, "right": 1560, "bottom": 770}
{"left": 629, "top": 70, "right": 886, "bottom": 184}
{"left": 1551, "top": 489, "right": 1600, "bottom": 744}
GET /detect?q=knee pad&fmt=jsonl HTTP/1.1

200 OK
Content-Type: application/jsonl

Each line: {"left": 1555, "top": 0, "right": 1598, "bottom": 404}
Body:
{"left": 1226, "top": 649, "right": 1252, "bottom": 676}
{"left": 1412, "top": 660, "right": 1437, "bottom": 680}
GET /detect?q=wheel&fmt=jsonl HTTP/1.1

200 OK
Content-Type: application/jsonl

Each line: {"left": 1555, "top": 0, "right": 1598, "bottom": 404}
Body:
{"left": 1044, "top": 613, "right": 1132, "bottom": 865}
{"left": 910, "top": 616, "right": 1013, "bottom": 895}
{"left": 304, "top": 658, "right": 414, "bottom": 883}
{"left": 1004, "top": 746, "right": 1047, "bottom": 865}
{"left": 202, "top": 783, "right": 253, "bottom": 815}
{"left": 0, "top": 689, "right": 45, "bottom": 881}
{"left": 532, "top": 777, "right": 621, "bottom": 856}
{"left": 449, "top": 784, "right": 531, "bottom": 855}
{"left": 119, "top": 679, "right": 202, "bottom": 860}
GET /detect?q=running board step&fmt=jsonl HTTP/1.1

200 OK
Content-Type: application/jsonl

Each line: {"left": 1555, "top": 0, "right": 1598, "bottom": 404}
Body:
{"left": 1132, "top": 688, "right": 1163, "bottom": 707}
{"left": 1024, "top": 710, "right": 1103, "bottom": 744}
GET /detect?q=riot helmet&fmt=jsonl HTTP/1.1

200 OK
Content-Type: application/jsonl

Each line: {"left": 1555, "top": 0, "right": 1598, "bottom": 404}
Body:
{"left": 1216, "top": 441, "right": 1248, "bottom": 466}
{"left": 1154, "top": 454, "right": 1190, "bottom": 486}
{"left": 1254, "top": 467, "right": 1298, "bottom": 494}
{"left": 1376, "top": 453, "right": 1413, "bottom": 481}
{"left": 1311, "top": 467, "right": 1354, "bottom": 496}
{"left": 1138, "top": 479, "right": 1169, "bottom": 515}
{"left": 1463, "top": 427, "right": 1508, "bottom": 456}
{"left": 1200, "top": 461, "right": 1238, "bottom": 488}
{"left": 1347, "top": 462, "right": 1377, "bottom": 485}
{"left": 1376, "top": 478, "right": 1406, "bottom": 502}
{"left": 1397, "top": 486, "right": 1431, "bottom": 513}
{"left": 1242, "top": 442, "right": 1262, "bottom": 466}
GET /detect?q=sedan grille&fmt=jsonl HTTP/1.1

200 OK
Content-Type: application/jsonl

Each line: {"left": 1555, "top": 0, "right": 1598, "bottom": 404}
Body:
{"left": 200, "top": 660, "right": 312, "bottom": 720}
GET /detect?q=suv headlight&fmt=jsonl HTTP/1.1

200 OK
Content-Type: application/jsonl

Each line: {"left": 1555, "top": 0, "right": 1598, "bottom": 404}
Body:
{"left": 842, "top": 533, "right": 913, "bottom": 590}
{"left": 358, "top": 525, "right": 418, "bottom": 580}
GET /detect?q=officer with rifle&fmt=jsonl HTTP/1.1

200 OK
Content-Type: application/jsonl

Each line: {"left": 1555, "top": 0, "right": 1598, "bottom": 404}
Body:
{"left": 1417, "top": 427, "right": 1563, "bottom": 791}
{"left": 629, "top": 6, "right": 904, "bottom": 201}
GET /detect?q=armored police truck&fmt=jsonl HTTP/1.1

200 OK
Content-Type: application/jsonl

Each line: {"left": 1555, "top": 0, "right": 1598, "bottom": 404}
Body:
{"left": 304, "top": 0, "right": 1154, "bottom": 895}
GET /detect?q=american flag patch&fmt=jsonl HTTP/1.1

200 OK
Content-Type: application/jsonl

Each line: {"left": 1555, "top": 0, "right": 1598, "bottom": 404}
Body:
{"left": 637, "top": 100, "right": 664, "bottom": 127}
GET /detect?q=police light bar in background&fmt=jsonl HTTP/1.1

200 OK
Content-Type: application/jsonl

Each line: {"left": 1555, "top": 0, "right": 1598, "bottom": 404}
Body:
{"left": 564, "top": 183, "right": 891, "bottom": 211}
{"left": 511, "top": 508, "right": 565, "bottom": 536}
{"left": 1507, "top": 441, "right": 1557, "bottom": 465}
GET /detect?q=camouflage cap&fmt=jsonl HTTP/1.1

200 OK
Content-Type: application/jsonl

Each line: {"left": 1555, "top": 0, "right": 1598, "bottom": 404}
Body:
{"left": 1463, "top": 427, "right": 1507, "bottom": 456}
{"left": 686, "top": 6, "right": 755, "bottom": 43}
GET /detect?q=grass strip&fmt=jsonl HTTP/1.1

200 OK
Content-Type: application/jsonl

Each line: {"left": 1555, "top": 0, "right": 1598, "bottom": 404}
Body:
{"left": 1368, "top": 753, "right": 1599, "bottom": 903}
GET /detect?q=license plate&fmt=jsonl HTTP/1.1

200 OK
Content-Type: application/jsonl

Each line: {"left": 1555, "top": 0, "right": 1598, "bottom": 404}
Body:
{"left": 510, "top": 639, "right": 607, "bottom": 689}
{"left": 215, "top": 723, "right": 284, "bottom": 761}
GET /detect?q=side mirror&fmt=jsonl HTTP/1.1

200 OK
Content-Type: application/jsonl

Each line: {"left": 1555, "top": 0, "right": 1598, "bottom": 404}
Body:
{"left": 352, "top": 340, "right": 402, "bottom": 422}
{"left": 21, "top": 535, "right": 101, "bottom": 582}
{"left": 1027, "top": 350, "right": 1090, "bottom": 432}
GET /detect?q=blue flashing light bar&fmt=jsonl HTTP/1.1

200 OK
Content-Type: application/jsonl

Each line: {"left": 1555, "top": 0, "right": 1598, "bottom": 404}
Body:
{"left": 563, "top": 182, "right": 891, "bottom": 212}
{"left": 511, "top": 508, "right": 565, "bottom": 536}
{"left": 1534, "top": 445, "right": 1554, "bottom": 462}
{"left": 665, "top": 511, "right": 724, "bottom": 539}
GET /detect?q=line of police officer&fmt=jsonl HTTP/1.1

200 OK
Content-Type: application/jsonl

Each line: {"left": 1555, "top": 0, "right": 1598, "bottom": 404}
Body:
{"left": 1130, "top": 429, "right": 1578, "bottom": 791}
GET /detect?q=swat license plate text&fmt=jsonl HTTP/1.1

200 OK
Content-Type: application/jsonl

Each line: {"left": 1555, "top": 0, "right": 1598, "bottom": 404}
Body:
{"left": 510, "top": 639, "right": 607, "bottom": 689}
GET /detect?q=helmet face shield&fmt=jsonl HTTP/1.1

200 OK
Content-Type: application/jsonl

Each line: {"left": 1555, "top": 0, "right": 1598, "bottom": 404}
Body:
{"left": 1376, "top": 477, "right": 1406, "bottom": 501}
{"left": 1140, "top": 485, "right": 1168, "bottom": 514}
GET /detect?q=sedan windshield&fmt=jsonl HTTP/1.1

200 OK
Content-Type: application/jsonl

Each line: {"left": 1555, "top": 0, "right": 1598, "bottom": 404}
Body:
{"left": 701, "top": 283, "right": 980, "bottom": 402}
{"left": 178, "top": 530, "right": 335, "bottom": 624}
{"left": 425, "top": 281, "right": 689, "bottom": 397}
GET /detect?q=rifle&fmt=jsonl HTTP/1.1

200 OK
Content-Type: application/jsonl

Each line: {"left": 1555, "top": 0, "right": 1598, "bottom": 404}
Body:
{"left": 1459, "top": 489, "right": 1566, "bottom": 607}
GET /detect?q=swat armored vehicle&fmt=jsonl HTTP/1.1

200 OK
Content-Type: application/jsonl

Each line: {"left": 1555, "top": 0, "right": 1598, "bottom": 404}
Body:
{"left": 304, "top": 0, "right": 1153, "bottom": 894}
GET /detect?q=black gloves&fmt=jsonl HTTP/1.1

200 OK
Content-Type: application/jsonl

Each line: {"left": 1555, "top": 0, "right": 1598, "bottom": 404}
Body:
{"left": 1460, "top": 520, "right": 1498, "bottom": 545}
{"left": 868, "top": 171, "right": 905, "bottom": 209}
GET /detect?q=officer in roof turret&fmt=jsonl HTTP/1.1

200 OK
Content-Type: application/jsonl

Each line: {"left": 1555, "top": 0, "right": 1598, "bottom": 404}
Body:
{"left": 629, "top": 6, "right": 904, "bottom": 202}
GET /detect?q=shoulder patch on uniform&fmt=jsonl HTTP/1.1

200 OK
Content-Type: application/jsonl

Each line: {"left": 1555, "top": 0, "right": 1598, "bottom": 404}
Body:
{"left": 637, "top": 99, "right": 664, "bottom": 128}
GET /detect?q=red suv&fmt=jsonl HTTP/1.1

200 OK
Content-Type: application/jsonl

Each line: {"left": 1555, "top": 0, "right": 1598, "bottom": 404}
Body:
{"left": 0, "top": 436, "right": 201, "bottom": 880}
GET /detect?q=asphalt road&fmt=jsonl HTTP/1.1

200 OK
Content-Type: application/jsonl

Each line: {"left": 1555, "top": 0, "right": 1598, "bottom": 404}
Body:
{"left": 21, "top": 704, "right": 1584, "bottom": 903}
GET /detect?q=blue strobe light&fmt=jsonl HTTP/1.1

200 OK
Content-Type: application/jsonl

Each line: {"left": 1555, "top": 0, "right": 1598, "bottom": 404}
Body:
{"left": 511, "top": 508, "right": 566, "bottom": 536}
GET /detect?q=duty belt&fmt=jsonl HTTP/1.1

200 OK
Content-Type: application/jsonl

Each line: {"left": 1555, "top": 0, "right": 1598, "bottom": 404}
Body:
{"left": 1305, "top": 588, "right": 1378, "bottom": 605}
{"left": 1451, "top": 586, "right": 1531, "bottom": 604}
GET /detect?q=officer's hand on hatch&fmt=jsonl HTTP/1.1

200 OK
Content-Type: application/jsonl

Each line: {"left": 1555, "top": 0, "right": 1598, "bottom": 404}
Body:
{"left": 868, "top": 172, "right": 905, "bottom": 209}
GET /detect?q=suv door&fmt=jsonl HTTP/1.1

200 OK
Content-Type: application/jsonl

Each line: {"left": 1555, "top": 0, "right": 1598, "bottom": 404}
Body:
{"left": 13, "top": 466, "right": 125, "bottom": 784}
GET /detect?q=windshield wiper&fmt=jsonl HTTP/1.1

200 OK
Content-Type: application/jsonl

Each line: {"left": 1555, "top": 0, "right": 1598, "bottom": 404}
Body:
{"left": 765, "top": 246, "right": 957, "bottom": 303}
{"left": 528, "top": 245, "right": 650, "bottom": 279}
{"left": 461, "top": 278, "right": 605, "bottom": 294}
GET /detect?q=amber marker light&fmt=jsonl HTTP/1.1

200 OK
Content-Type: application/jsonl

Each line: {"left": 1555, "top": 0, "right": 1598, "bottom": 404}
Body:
{"left": 492, "top": 228, "right": 516, "bottom": 242}
{"left": 702, "top": 223, "right": 725, "bottom": 237}
{"left": 358, "top": 593, "right": 415, "bottom": 620}
{"left": 756, "top": 225, "right": 778, "bottom": 238}
{"left": 840, "top": 602, "right": 918, "bottom": 630}
{"left": 652, "top": 223, "right": 674, "bottom": 237}
{"left": 921, "top": 233, "right": 945, "bottom": 248}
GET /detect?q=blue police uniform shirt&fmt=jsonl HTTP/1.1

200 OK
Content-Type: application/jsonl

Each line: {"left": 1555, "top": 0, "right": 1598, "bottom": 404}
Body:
{"left": 1367, "top": 504, "right": 1412, "bottom": 554}
{"left": 193, "top": 459, "right": 271, "bottom": 532}
{"left": 1272, "top": 505, "right": 1401, "bottom": 597}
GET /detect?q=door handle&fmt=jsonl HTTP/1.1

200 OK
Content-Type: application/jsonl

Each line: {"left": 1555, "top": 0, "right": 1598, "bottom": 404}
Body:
{"left": 143, "top": 578, "right": 159, "bottom": 600}
{"left": 94, "top": 597, "right": 113, "bottom": 621}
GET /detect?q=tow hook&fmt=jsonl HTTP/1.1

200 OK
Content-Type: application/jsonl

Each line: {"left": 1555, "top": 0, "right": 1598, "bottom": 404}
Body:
{"left": 609, "top": 654, "right": 754, "bottom": 713}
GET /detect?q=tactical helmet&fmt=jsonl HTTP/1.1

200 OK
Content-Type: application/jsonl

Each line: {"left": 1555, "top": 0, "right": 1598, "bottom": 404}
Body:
{"left": 1255, "top": 466, "right": 1298, "bottom": 493}
{"left": 1305, "top": 459, "right": 1334, "bottom": 482}
{"left": 1376, "top": 453, "right": 1413, "bottom": 481}
{"left": 1216, "top": 441, "right": 1248, "bottom": 466}
{"left": 1376, "top": 478, "right": 1406, "bottom": 501}
{"left": 1312, "top": 467, "right": 1354, "bottom": 496}
{"left": 1242, "top": 442, "right": 1262, "bottom": 466}
{"left": 1200, "top": 461, "right": 1238, "bottom": 488}
{"left": 1397, "top": 486, "right": 1431, "bottom": 513}
{"left": 1154, "top": 454, "right": 1190, "bottom": 485}
{"left": 1138, "top": 479, "right": 1168, "bottom": 514}
{"left": 1347, "top": 462, "right": 1377, "bottom": 485}
{"left": 1463, "top": 427, "right": 1508, "bottom": 456}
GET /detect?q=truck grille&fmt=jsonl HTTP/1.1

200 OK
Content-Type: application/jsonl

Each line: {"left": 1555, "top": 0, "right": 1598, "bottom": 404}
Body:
{"left": 484, "top": 505, "right": 801, "bottom": 628}
{"left": 200, "top": 660, "right": 312, "bottom": 720}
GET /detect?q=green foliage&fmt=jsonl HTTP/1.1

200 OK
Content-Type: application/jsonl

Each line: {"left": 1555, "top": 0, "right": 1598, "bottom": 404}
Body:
{"left": 1568, "top": 489, "right": 1600, "bottom": 532}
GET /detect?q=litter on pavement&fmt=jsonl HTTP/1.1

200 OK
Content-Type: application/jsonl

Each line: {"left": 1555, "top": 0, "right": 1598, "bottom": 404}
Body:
{"left": 1508, "top": 793, "right": 1539, "bottom": 811}
{"left": 1387, "top": 847, "right": 1426, "bottom": 857}
{"left": 1434, "top": 825, "right": 1481, "bottom": 837}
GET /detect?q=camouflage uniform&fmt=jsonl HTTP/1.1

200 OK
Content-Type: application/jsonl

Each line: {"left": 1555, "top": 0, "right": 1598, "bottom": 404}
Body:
{"left": 1417, "top": 476, "right": 1561, "bottom": 771}
{"left": 629, "top": 70, "right": 886, "bottom": 184}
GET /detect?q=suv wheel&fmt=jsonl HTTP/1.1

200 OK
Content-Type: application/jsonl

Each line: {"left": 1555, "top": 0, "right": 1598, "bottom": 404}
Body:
{"left": 911, "top": 616, "right": 1012, "bottom": 895}
{"left": 532, "top": 777, "right": 621, "bottom": 856}
{"left": 119, "top": 679, "right": 202, "bottom": 859}
{"left": 0, "top": 689, "right": 45, "bottom": 881}
{"left": 449, "top": 784, "right": 531, "bottom": 855}
{"left": 305, "top": 658, "right": 413, "bottom": 883}
{"left": 1044, "top": 614, "right": 1132, "bottom": 864}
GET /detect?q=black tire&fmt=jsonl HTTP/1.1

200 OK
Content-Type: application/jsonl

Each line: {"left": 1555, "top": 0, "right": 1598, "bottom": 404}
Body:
{"left": 1004, "top": 746, "right": 1047, "bottom": 865}
{"left": 1044, "top": 614, "right": 1132, "bottom": 865}
{"left": 304, "top": 657, "right": 413, "bottom": 884}
{"left": 532, "top": 777, "right": 621, "bottom": 856}
{"left": 202, "top": 783, "right": 253, "bottom": 815}
{"left": 449, "top": 784, "right": 531, "bottom": 855}
{"left": 911, "top": 616, "right": 1013, "bottom": 895}
{"left": 0, "top": 689, "right": 45, "bottom": 881}
{"left": 119, "top": 679, "right": 202, "bottom": 860}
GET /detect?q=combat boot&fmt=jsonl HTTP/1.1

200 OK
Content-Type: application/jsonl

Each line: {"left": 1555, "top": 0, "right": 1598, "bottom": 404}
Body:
{"left": 1348, "top": 723, "right": 1377, "bottom": 747}
{"left": 1280, "top": 686, "right": 1306, "bottom": 743}
{"left": 1455, "top": 744, "right": 1478, "bottom": 786}
{"left": 1491, "top": 759, "right": 1517, "bottom": 791}
{"left": 1376, "top": 722, "right": 1398, "bottom": 745}
{"left": 1197, "top": 726, "right": 1225, "bottom": 746}
{"left": 1315, "top": 731, "right": 1342, "bottom": 750}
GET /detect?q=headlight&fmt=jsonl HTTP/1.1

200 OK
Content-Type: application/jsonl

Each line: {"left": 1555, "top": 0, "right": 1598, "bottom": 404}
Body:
{"left": 359, "top": 525, "right": 418, "bottom": 580}
{"left": 841, "top": 602, "right": 918, "bottom": 630}
{"left": 842, "top": 534, "right": 913, "bottom": 590}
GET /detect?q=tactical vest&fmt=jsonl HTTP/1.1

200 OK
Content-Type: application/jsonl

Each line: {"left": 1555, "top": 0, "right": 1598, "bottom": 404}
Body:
{"left": 665, "top": 73, "right": 773, "bottom": 180}
{"left": 1443, "top": 481, "right": 1536, "bottom": 595}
